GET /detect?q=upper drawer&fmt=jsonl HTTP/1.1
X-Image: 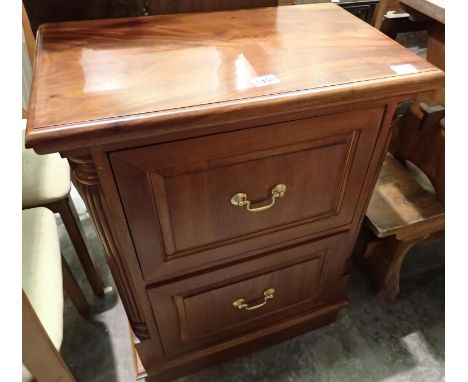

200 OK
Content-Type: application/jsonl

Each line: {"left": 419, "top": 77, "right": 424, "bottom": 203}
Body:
{"left": 111, "top": 107, "right": 384, "bottom": 278}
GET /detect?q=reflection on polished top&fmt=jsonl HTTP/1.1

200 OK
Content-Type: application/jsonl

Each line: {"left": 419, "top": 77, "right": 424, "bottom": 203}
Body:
{"left": 26, "top": 4, "right": 442, "bottom": 152}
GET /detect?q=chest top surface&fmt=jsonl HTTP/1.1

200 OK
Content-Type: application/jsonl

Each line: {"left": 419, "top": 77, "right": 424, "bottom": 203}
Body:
{"left": 26, "top": 3, "right": 443, "bottom": 153}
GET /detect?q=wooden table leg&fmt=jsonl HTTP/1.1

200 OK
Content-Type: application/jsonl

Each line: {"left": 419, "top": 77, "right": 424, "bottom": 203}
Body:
{"left": 359, "top": 235, "right": 419, "bottom": 304}
{"left": 49, "top": 197, "right": 105, "bottom": 297}
{"left": 62, "top": 256, "right": 90, "bottom": 315}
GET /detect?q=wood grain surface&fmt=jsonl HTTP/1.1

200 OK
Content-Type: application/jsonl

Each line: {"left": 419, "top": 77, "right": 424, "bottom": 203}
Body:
{"left": 110, "top": 107, "right": 383, "bottom": 280}
{"left": 23, "top": 3, "right": 445, "bottom": 379}
{"left": 147, "top": 232, "right": 349, "bottom": 357}
{"left": 25, "top": 4, "right": 443, "bottom": 153}
{"left": 365, "top": 153, "right": 444, "bottom": 238}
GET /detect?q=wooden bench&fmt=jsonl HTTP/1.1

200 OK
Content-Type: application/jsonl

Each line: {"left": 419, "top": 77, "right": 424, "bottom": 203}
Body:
{"left": 354, "top": 104, "right": 444, "bottom": 303}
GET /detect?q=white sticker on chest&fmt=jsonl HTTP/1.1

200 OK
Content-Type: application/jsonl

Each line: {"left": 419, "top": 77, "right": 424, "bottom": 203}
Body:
{"left": 390, "top": 64, "right": 419, "bottom": 75}
{"left": 252, "top": 74, "right": 280, "bottom": 87}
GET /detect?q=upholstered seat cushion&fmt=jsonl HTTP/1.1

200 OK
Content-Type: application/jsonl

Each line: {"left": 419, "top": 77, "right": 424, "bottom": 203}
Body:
{"left": 22, "top": 120, "right": 71, "bottom": 208}
{"left": 22, "top": 207, "right": 64, "bottom": 381}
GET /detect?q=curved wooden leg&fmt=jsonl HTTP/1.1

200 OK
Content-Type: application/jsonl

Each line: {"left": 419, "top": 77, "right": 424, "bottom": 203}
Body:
{"left": 359, "top": 235, "right": 418, "bottom": 304}
{"left": 62, "top": 256, "right": 90, "bottom": 315}
{"left": 50, "top": 196, "right": 104, "bottom": 296}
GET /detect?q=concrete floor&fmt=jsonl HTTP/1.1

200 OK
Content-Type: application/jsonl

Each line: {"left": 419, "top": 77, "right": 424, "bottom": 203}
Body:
{"left": 58, "top": 187, "right": 444, "bottom": 382}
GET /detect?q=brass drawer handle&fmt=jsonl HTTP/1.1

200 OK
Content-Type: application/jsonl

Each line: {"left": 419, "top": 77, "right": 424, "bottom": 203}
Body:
{"left": 230, "top": 184, "right": 286, "bottom": 212}
{"left": 232, "top": 288, "right": 275, "bottom": 311}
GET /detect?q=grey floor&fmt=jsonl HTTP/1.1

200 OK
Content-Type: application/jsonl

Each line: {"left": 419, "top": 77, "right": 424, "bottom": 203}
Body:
{"left": 58, "top": 187, "right": 445, "bottom": 382}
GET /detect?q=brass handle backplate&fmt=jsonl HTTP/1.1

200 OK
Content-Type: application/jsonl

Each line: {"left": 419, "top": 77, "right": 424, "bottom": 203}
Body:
{"left": 230, "top": 184, "right": 286, "bottom": 212}
{"left": 232, "top": 288, "right": 275, "bottom": 311}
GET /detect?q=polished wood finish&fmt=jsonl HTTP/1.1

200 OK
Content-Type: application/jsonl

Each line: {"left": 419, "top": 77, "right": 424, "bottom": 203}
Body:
{"left": 22, "top": 290, "right": 76, "bottom": 382}
{"left": 149, "top": 233, "right": 349, "bottom": 356}
{"left": 67, "top": 155, "right": 151, "bottom": 340}
{"left": 25, "top": 4, "right": 442, "bottom": 154}
{"left": 135, "top": 300, "right": 345, "bottom": 381}
{"left": 25, "top": 4, "right": 444, "bottom": 380}
{"left": 141, "top": 300, "right": 345, "bottom": 381}
{"left": 111, "top": 107, "right": 383, "bottom": 279}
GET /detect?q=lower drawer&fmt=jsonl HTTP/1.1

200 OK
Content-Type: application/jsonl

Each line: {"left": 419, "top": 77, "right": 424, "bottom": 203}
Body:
{"left": 148, "top": 231, "right": 351, "bottom": 357}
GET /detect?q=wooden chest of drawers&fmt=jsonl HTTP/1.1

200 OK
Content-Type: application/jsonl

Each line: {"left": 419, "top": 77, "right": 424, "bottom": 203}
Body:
{"left": 25, "top": 4, "right": 443, "bottom": 380}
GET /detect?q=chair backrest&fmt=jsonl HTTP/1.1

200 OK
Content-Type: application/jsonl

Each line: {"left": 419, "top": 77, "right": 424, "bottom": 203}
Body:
{"left": 146, "top": 0, "right": 278, "bottom": 14}
{"left": 389, "top": 105, "right": 445, "bottom": 206}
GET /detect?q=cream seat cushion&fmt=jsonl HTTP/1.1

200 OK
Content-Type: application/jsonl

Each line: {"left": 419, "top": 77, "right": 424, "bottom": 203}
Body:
{"left": 22, "top": 120, "right": 71, "bottom": 208}
{"left": 22, "top": 207, "right": 64, "bottom": 381}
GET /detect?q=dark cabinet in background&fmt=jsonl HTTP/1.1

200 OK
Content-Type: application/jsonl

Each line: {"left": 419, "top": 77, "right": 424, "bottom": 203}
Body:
{"left": 295, "top": 0, "right": 380, "bottom": 24}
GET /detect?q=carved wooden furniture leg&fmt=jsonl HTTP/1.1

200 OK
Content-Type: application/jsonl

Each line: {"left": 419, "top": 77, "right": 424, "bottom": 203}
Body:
{"left": 22, "top": 290, "right": 76, "bottom": 382}
{"left": 68, "top": 156, "right": 150, "bottom": 341}
{"left": 61, "top": 255, "right": 90, "bottom": 315}
{"left": 359, "top": 235, "right": 419, "bottom": 304}
{"left": 47, "top": 197, "right": 105, "bottom": 297}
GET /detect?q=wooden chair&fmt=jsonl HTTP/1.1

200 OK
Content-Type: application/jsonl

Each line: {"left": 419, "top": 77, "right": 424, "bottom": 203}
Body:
{"left": 372, "top": 0, "right": 403, "bottom": 28}
{"left": 353, "top": 103, "right": 444, "bottom": 303}
{"left": 22, "top": 207, "right": 89, "bottom": 382}
{"left": 22, "top": 121, "right": 105, "bottom": 297}
{"left": 22, "top": 5, "right": 104, "bottom": 297}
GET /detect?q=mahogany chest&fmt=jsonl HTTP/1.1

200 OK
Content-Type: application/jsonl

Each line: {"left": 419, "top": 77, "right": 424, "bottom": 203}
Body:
{"left": 26, "top": 4, "right": 443, "bottom": 380}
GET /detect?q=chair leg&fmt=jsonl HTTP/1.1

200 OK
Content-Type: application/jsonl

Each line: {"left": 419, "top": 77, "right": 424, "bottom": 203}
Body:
{"left": 352, "top": 223, "right": 377, "bottom": 266}
{"left": 356, "top": 234, "right": 418, "bottom": 304}
{"left": 52, "top": 196, "right": 104, "bottom": 296}
{"left": 62, "top": 256, "right": 90, "bottom": 315}
{"left": 22, "top": 290, "right": 76, "bottom": 382}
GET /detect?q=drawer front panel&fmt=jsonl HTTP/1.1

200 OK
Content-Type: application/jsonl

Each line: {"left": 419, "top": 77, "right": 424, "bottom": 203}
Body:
{"left": 163, "top": 133, "right": 350, "bottom": 251}
{"left": 111, "top": 107, "right": 383, "bottom": 277}
{"left": 147, "top": 232, "right": 350, "bottom": 357}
